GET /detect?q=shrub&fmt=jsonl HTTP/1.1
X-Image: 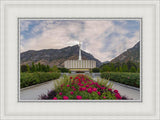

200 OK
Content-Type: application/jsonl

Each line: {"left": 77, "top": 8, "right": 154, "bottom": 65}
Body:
{"left": 101, "top": 72, "right": 140, "bottom": 88}
{"left": 20, "top": 72, "right": 61, "bottom": 88}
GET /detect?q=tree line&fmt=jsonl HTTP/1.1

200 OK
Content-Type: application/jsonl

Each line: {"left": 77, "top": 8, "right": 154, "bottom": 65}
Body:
{"left": 92, "top": 61, "right": 140, "bottom": 73}
{"left": 20, "top": 62, "right": 69, "bottom": 73}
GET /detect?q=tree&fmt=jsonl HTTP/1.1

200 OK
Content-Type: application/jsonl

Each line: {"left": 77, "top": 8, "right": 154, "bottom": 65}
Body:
{"left": 122, "top": 64, "right": 128, "bottom": 72}
{"left": 21, "top": 65, "right": 27, "bottom": 72}
{"left": 52, "top": 65, "right": 60, "bottom": 72}
{"left": 130, "top": 66, "right": 136, "bottom": 72}
{"left": 26, "top": 64, "right": 30, "bottom": 72}
{"left": 92, "top": 68, "right": 100, "bottom": 73}
{"left": 31, "top": 62, "right": 35, "bottom": 72}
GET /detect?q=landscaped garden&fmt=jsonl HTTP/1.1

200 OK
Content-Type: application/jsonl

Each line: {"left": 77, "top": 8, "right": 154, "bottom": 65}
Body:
{"left": 41, "top": 74, "right": 128, "bottom": 100}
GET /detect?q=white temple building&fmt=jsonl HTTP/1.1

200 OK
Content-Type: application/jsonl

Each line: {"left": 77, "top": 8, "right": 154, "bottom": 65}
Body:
{"left": 64, "top": 42, "right": 96, "bottom": 73}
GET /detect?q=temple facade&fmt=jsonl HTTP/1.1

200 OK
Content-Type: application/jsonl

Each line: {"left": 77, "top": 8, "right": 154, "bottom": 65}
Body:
{"left": 64, "top": 41, "right": 96, "bottom": 73}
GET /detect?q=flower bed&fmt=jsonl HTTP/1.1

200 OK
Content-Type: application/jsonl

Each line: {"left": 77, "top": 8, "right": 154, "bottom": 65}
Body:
{"left": 41, "top": 74, "right": 127, "bottom": 100}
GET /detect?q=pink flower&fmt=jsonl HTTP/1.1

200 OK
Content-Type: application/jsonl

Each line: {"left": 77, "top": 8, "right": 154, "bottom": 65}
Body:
{"left": 96, "top": 84, "right": 101, "bottom": 88}
{"left": 80, "top": 84, "right": 84, "bottom": 86}
{"left": 114, "top": 90, "right": 119, "bottom": 93}
{"left": 71, "top": 83, "right": 74, "bottom": 85}
{"left": 70, "top": 91, "right": 74, "bottom": 95}
{"left": 79, "top": 87, "right": 82, "bottom": 91}
{"left": 128, "top": 77, "right": 130, "bottom": 79}
{"left": 76, "top": 95, "right": 82, "bottom": 100}
{"left": 103, "top": 96, "right": 106, "bottom": 99}
{"left": 92, "top": 88, "right": 97, "bottom": 92}
{"left": 63, "top": 96, "right": 69, "bottom": 100}
{"left": 53, "top": 97, "right": 57, "bottom": 100}
{"left": 73, "top": 88, "right": 76, "bottom": 91}
{"left": 101, "top": 87, "right": 106, "bottom": 90}
{"left": 115, "top": 93, "right": 122, "bottom": 99}
{"left": 59, "top": 92, "right": 62, "bottom": 95}
{"left": 71, "top": 86, "right": 75, "bottom": 89}
{"left": 82, "top": 87, "right": 86, "bottom": 91}
{"left": 67, "top": 84, "right": 70, "bottom": 87}
{"left": 108, "top": 88, "right": 112, "bottom": 91}
{"left": 87, "top": 88, "right": 92, "bottom": 93}
{"left": 97, "top": 91, "right": 101, "bottom": 96}
{"left": 86, "top": 85, "right": 89, "bottom": 88}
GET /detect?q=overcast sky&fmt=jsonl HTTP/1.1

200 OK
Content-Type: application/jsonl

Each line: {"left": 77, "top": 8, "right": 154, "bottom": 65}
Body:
{"left": 20, "top": 19, "right": 140, "bottom": 62}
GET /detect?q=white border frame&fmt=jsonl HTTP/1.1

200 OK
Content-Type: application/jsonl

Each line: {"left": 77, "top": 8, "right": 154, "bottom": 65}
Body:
{"left": 0, "top": 0, "right": 159, "bottom": 120}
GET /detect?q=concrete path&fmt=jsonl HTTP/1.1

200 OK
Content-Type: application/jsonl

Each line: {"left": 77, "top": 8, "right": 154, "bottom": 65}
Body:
{"left": 20, "top": 77, "right": 140, "bottom": 100}
{"left": 20, "top": 80, "right": 57, "bottom": 100}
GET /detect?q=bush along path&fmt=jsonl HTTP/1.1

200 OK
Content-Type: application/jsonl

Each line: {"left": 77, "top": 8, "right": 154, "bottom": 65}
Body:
{"left": 20, "top": 72, "right": 61, "bottom": 88}
{"left": 41, "top": 74, "right": 127, "bottom": 100}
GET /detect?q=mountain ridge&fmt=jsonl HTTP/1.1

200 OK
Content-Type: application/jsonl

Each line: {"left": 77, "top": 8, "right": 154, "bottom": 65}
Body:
{"left": 21, "top": 45, "right": 102, "bottom": 67}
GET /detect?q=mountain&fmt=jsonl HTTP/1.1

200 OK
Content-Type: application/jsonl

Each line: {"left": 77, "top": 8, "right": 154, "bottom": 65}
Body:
{"left": 110, "top": 41, "right": 140, "bottom": 63}
{"left": 102, "top": 61, "right": 110, "bottom": 64}
{"left": 20, "top": 45, "right": 102, "bottom": 67}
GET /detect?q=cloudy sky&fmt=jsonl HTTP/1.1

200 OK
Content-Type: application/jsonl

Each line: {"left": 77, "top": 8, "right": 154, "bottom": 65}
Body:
{"left": 20, "top": 19, "right": 140, "bottom": 62}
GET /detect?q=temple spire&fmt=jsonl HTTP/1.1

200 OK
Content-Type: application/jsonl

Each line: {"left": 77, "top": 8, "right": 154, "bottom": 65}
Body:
{"left": 78, "top": 41, "right": 82, "bottom": 60}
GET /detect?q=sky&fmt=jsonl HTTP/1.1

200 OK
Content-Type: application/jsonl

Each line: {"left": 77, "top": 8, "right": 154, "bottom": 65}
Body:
{"left": 20, "top": 19, "right": 140, "bottom": 62}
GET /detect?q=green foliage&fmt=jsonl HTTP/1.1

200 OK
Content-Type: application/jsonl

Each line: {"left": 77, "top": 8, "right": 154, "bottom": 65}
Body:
{"left": 20, "top": 72, "right": 61, "bottom": 88}
{"left": 101, "top": 72, "right": 140, "bottom": 88}
{"left": 58, "top": 67, "right": 69, "bottom": 73}
{"left": 92, "top": 68, "right": 100, "bottom": 73}
{"left": 21, "top": 62, "right": 54, "bottom": 73}
{"left": 100, "top": 61, "right": 140, "bottom": 73}
{"left": 21, "top": 65, "right": 28, "bottom": 72}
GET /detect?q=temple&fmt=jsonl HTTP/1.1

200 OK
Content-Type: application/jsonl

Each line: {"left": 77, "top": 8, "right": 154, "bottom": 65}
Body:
{"left": 64, "top": 41, "right": 96, "bottom": 73}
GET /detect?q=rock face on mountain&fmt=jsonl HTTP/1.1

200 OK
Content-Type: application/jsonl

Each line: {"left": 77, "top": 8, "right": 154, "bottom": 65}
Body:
{"left": 21, "top": 45, "right": 102, "bottom": 67}
{"left": 110, "top": 41, "right": 140, "bottom": 63}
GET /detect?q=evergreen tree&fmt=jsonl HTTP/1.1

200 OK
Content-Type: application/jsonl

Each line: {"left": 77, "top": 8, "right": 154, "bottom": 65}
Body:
{"left": 130, "top": 66, "right": 136, "bottom": 72}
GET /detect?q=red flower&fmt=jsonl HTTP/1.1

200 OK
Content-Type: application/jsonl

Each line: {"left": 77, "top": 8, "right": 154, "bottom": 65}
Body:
{"left": 82, "top": 87, "right": 86, "bottom": 91}
{"left": 115, "top": 93, "right": 122, "bottom": 99}
{"left": 70, "top": 76, "right": 72, "bottom": 79}
{"left": 59, "top": 92, "right": 62, "bottom": 95}
{"left": 92, "top": 88, "right": 97, "bottom": 92}
{"left": 76, "top": 95, "right": 82, "bottom": 100}
{"left": 80, "top": 84, "right": 84, "bottom": 86}
{"left": 67, "top": 84, "right": 70, "bottom": 87}
{"left": 108, "top": 88, "right": 112, "bottom": 91}
{"left": 53, "top": 97, "right": 57, "bottom": 100}
{"left": 86, "top": 85, "right": 89, "bottom": 88}
{"left": 87, "top": 88, "right": 92, "bottom": 93}
{"left": 103, "top": 96, "right": 106, "bottom": 99}
{"left": 97, "top": 91, "right": 101, "bottom": 96}
{"left": 70, "top": 91, "right": 74, "bottom": 95}
{"left": 114, "top": 90, "right": 119, "bottom": 93}
{"left": 79, "top": 87, "right": 82, "bottom": 91}
{"left": 63, "top": 96, "right": 69, "bottom": 100}
{"left": 101, "top": 87, "right": 106, "bottom": 90}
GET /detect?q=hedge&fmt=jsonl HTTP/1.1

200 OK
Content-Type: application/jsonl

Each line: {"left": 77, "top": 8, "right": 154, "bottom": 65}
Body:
{"left": 20, "top": 72, "right": 61, "bottom": 88}
{"left": 101, "top": 72, "right": 140, "bottom": 88}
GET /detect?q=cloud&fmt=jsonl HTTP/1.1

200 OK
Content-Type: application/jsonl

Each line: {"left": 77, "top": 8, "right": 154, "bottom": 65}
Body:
{"left": 20, "top": 20, "right": 140, "bottom": 62}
